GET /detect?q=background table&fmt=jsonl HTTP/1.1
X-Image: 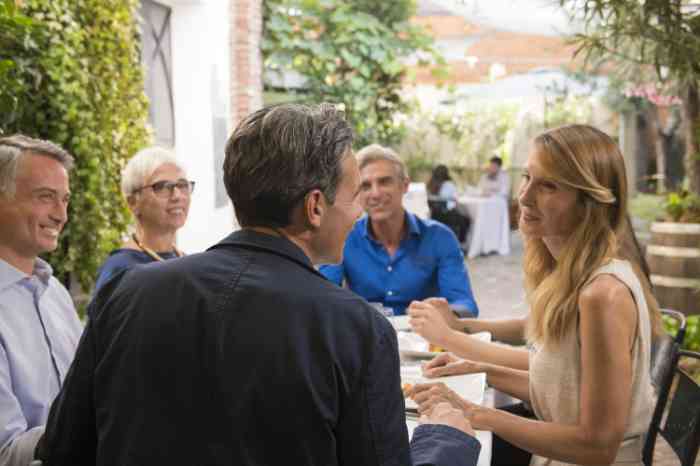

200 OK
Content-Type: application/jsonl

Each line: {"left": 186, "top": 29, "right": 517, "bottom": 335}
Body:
{"left": 456, "top": 195, "right": 510, "bottom": 259}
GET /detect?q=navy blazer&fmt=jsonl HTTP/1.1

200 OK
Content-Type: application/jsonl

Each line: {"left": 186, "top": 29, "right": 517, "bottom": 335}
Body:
{"left": 42, "top": 230, "right": 480, "bottom": 466}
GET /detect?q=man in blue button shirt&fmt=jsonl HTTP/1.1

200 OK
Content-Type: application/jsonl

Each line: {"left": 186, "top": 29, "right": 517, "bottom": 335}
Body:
{"left": 320, "top": 144, "right": 479, "bottom": 317}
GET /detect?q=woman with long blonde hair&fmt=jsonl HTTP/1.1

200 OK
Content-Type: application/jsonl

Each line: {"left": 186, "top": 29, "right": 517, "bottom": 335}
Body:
{"left": 408, "top": 124, "right": 661, "bottom": 466}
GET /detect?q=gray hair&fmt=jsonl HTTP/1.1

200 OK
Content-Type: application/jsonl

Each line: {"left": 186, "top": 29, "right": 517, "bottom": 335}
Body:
{"left": 121, "top": 146, "right": 184, "bottom": 197}
{"left": 224, "top": 103, "right": 354, "bottom": 228}
{"left": 0, "top": 134, "right": 74, "bottom": 198}
{"left": 356, "top": 144, "right": 408, "bottom": 180}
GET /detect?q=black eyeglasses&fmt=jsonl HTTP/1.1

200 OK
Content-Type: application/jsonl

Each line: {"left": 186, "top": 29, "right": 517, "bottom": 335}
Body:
{"left": 134, "top": 180, "right": 195, "bottom": 198}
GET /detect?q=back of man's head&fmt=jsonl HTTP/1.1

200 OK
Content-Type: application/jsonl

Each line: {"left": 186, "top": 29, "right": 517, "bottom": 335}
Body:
{"left": 489, "top": 156, "right": 503, "bottom": 167}
{"left": 224, "top": 103, "right": 353, "bottom": 228}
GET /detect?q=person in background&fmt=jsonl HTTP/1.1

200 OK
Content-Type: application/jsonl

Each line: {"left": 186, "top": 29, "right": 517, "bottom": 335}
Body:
{"left": 0, "top": 135, "right": 83, "bottom": 466}
{"left": 426, "top": 164, "right": 470, "bottom": 245}
{"left": 93, "top": 147, "right": 193, "bottom": 293}
{"left": 320, "top": 145, "right": 479, "bottom": 317}
{"left": 478, "top": 156, "right": 510, "bottom": 199}
{"left": 408, "top": 124, "right": 663, "bottom": 466}
{"left": 38, "top": 103, "right": 481, "bottom": 466}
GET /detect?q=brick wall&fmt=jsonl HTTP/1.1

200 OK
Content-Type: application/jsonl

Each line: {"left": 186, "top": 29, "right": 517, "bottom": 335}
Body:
{"left": 229, "top": 0, "right": 263, "bottom": 128}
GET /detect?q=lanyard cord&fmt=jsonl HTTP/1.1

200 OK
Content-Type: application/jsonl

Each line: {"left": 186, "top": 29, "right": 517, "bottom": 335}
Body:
{"left": 132, "top": 233, "right": 183, "bottom": 261}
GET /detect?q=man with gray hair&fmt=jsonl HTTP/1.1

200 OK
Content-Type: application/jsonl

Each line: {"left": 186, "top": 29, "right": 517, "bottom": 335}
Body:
{"left": 0, "top": 135, "right": 83, "bottom": 466}
{"left": 39, "top": 104, "right": 480, "bottom": 466}
{"left": 320, "top": 144, "right": 479, "bottom": 317}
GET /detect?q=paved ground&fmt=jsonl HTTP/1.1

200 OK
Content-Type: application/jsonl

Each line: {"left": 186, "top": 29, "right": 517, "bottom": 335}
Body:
{"left": 466, "top": 231, "right": 684, "bottom": 465}
{"left": 467, "top": 231, "right": 527, "bottom": 321}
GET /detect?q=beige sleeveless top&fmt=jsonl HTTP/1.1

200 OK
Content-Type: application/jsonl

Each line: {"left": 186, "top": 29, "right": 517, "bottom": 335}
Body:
{"left": 528, "top": 259, "right": 654, "bottom": 466}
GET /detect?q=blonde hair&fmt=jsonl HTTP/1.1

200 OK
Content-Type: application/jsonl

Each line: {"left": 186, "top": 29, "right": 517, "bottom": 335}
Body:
{"left": 524, "top": 124, "right": 661, "bottom": 346}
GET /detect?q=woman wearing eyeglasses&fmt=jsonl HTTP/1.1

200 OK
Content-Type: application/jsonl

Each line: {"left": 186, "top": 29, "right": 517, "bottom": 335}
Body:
{"left": 94, "top": 147, "right": 194, "bottom": 293}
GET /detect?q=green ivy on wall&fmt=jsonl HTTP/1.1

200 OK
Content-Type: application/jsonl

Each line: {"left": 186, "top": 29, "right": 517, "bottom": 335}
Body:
{"left": 0, "top": 0, "right": 151, "bottom": 294}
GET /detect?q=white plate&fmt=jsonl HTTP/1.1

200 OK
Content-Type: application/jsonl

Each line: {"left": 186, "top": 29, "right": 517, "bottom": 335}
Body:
{"left": 398, "top": 331, "right": 491, "bottom": 358}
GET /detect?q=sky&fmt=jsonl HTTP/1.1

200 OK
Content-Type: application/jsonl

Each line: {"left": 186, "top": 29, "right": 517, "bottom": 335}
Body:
{"left": 428, "top": 0, "right": 578, "bottom": 36}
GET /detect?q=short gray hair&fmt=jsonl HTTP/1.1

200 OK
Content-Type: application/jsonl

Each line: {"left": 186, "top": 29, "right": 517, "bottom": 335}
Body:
{"left": 356, "top": 144, "right": 408, "bottom": 180}
{"left": 0, "top": 134, "right": 74, "bottom": 198}
{"left": 121, "top": 147, "right": 184, "bottom": 197}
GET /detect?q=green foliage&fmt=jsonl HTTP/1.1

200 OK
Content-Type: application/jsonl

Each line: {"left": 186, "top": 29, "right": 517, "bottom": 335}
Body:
{"left": 664, "top": 191, "right": 700, "bottom": 223}
{"left": 0, "top": 0, "right": 45, "bottom": 128}
{"left": 629, "top": 193, "right": 665, "bottom": 222}
{"left": 263, "top": 0, "right": 444, "bottom": 148}
{"left": 0, "top": 0, "right": 150, "bottom": 292}
{"left": 663, "top": 314, "right": 700, "bottom": 351}
{"left": 397, "top": 102, "right": 519, "bottom": 187}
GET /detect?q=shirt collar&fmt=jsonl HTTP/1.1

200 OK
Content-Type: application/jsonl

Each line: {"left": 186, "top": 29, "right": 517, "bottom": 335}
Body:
{"left": 209, "top": 229, "right": 318, "bottom": 274}
{"left": 0, "top": 257, "right": 53, "bottom": 291}
{"left": 362, "top": 210, "right": 422, "bottom": 240}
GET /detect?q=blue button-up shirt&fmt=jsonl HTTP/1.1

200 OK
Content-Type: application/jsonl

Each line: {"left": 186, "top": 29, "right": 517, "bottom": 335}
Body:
{"left": 0, "top": 258, "right": 83, "bottom": 464}
{"left": 320, "top": 212, "right": 479, "bottom": 316}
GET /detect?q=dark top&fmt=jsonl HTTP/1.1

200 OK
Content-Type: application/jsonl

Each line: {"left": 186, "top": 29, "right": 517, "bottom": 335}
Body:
{"left": 41, "top": 230, "right": 480, "bottom": 466}
{"left": 94, "top": 248, "right": 180, "bottom": 294}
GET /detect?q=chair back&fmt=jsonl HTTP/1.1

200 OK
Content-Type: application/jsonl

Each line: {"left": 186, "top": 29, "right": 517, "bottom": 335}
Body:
{"left": 427, "top": 197, "right": 449, "bottom": 217}
{"left": 644, "top": 350, "right": 700, "bottom": 466}
{"left": 644, "top": 310, "right": 685, "bottom": 464}
{"left": 661, "top": 308, "right": 687, "bottom": 346}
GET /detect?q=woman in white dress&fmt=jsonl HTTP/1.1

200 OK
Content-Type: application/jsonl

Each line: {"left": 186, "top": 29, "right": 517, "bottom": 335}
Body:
{"left": 409, "top": 124, "right": 662, "bottom": 466}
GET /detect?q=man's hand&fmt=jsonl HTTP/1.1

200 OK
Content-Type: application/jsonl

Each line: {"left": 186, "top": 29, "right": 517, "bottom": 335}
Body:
{"left": 419, "top": 402, "right": 475, "bottom": 437}
{"left": 422, "top": 353, "right": 485, "bottom": 378}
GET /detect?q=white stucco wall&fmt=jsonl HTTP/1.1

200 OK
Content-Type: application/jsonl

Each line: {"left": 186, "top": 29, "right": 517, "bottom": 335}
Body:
{"left": 156, "top": 0, "right": 236, "bottom": 253}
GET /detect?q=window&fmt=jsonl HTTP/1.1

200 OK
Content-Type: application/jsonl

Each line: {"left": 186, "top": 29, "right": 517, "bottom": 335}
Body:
{"left": 140, "top": 0, "right": 175, "bottom": 147}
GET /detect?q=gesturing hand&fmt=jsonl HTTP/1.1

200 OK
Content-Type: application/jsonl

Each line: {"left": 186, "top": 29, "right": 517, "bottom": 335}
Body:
{"left": 422, "top": 353, "right": 484, "bottom": 378}
{"left": 408, "top": 301, "right": 452, "bottom": 346}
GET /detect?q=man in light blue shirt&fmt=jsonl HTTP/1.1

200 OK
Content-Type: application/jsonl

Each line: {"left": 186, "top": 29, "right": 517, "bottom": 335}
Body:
{"left": 0, "top": 135, "right": 83, "bottom": 466}
{"left": 320, "top": 144, "right": 479, "bottom": 317}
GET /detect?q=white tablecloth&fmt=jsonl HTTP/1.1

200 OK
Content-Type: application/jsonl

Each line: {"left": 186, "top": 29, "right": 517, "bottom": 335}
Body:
{"left": 403, "top": 182, "right": 430, "bottom": 219}
{"left": 457, "top": 195, "right": 510, "bottom": 259}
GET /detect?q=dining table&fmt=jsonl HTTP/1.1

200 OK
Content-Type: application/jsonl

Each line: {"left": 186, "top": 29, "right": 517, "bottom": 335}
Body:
{"left": 389, "top": 315, "right": 493, "bottom": 466}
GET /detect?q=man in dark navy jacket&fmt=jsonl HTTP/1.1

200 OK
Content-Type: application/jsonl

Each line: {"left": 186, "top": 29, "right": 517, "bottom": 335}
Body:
{"left": 39, "top": 103, "right": 481, "bottom": 466}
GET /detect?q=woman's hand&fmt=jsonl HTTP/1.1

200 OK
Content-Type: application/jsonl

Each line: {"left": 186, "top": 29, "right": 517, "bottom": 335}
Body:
{"left": 423, "top": 297, "right": 462, "bottom": 331}
{"left": 408, "top": 301, "right": 454, "bottom": 346}
{"left": 422, "top": 353, "right": 485, "bottom": 378}
{"left": 420, "top": 402, "right": 475, "bottom": 437}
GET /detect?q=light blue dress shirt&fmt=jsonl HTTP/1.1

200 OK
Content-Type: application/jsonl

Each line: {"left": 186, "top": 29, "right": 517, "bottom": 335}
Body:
{"left": 0, "top": 258, "right": 82, "bottom": 465}
{"left": 320, "top": 212, "right": 479, "bottom": 316}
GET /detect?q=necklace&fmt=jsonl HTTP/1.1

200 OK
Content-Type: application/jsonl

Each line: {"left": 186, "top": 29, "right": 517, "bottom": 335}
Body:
{"left": 132, "top": 233, "right": 184, "bottom": 262}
